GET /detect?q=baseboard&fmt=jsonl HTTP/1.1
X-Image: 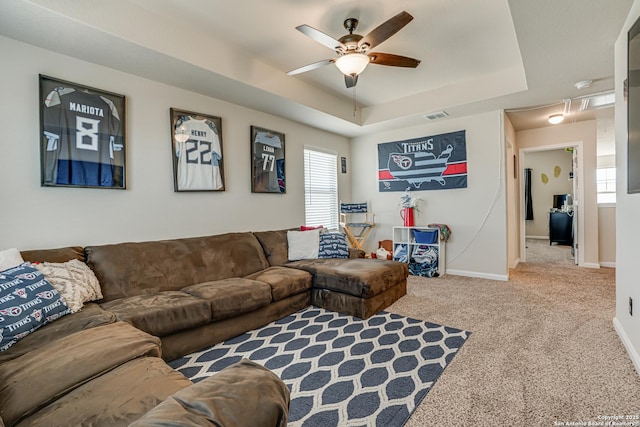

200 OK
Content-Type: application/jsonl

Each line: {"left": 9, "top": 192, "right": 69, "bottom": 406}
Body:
{"left": 446, "top": 269, "right": 508, "bottom": 281}
{"left": 525, "top": 235, "right": 548, "bottom": 240}
{"left": 600, "top": 261, "right": 616, "bottom": 268}
{"left": 580, "top": 262, "right": 601, "bottom": 269}
{"left": 613, "top": 317, "right": 640, "bottom": 378}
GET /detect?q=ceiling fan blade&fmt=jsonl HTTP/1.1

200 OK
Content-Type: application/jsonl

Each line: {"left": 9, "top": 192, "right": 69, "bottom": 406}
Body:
{"left": 368, "top": 52, "right": 421, "bottom": 68}
{"left": 296, "top": 25, "right": 346, "bottom": 51}
{"left": 359, "top": 11, "right": 413, "bottom": 50}
{"left": 345, "top": 74, "right": 358, "bottom": 88}
{"left": 287, "top": 59, "right": 335, "bottom": 76}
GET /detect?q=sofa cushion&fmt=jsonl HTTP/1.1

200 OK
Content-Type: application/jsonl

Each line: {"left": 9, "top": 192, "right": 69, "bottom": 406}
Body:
{"left": 20, "top": 246, "right": 85, "bottom": 263}
{"left": 34, "top": 259, "right": 103, "bottom": 313}
{"left": 253, "top": 229, "right": 290, "bottom": 267}
{"left": 287, "top": 230, "right": 320, "bottom": 260}
{"left": 0, "top": 263, "right": 71, "bottom": 352}
{"left": 86, "top": 232, "right": 270, "bottom": 302}
{"left": 0, "top": 303, "right": 116, "bottom": 364}
{"left": 254, "top": 230, "right": 363, "bottom": 266}
{"left": 159, "top": 293, "right": 311, "bottom": 362}
{"left": 101, "top": 291, "right": 212, "bottom": 337}
{"left": 0, "top": 321, "right": 160, "bottom": 427}
{"left": 17, "top": 357, "right": 192, "bottom": 427}
{"left": 182, "top": 278, "right": 272, "bottom": 322}
{"left": 245, "top": 267, "right": 312, "bottom": 302}
{"left": 130, "top": 359, "right": 289, "bottom": 427}
{"left": 286, "top": 258, "right": 409, "bottom": 298}
{"left": 0, "top": 248, "right": 24, "bottom": 270}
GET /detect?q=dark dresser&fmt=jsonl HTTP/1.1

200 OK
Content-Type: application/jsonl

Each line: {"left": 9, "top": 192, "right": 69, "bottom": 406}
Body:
{"left": 549, "top": 211, "right": 573, "bottom": 245}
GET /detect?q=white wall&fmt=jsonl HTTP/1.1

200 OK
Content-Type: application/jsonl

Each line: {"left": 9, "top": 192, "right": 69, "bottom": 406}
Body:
{"left": 595, "top": 154, "right": 617, "bottom": 268}
{"left": 596, "top": 151, "right": 617, "bottom": 267}
{"left": 351, "top": 111, "right": 508, "bottom": 280}
{"left": 517, "top": 121, "right": 599, "bottom": 267}
{"left": 614, "top": 0, "right": 640, "bottom": 374}
{"left": 505, "top": 114, "right": 520, "bottom": 269}
{"left": 523, "top": 149, "right": 574, "bottom": 238}
{"left": 598, "top": 206, "right": 616, "bottom": 267}
{"left": 0, "top": 36, "right": 351, "bottom": 250}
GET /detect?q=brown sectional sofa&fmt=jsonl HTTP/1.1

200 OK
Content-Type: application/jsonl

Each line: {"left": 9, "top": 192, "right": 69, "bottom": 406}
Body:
{"left": 85, "top": 232, "right": 314, "bottom": 361}
{"left": 0, "top": 228, "right": 408, "bottom": 426}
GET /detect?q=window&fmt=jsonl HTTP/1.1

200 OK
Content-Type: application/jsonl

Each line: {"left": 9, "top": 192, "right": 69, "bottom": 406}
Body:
{"left": 596, "top": 167, "right": 616, "bottom": 204}
{"left": 304, "top": 149, "right": 338, "bottom": 230}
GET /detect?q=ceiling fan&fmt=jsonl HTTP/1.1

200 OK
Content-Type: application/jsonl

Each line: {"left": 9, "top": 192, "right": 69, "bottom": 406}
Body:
{"left": 287, "top": 11, "right": 421, "bottom": 88}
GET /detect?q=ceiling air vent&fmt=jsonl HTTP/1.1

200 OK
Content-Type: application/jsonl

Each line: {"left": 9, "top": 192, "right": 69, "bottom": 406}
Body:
{"left": 423, "top": 111, "right": 449, "bottom": 120}
{"left": 579, "top": 91, "right": 614, "bottom": 111}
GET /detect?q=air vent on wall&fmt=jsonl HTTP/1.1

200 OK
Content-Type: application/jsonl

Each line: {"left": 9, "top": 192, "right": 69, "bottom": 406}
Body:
{"left": 423, "top": 111, "right": 449, "bottom": 121}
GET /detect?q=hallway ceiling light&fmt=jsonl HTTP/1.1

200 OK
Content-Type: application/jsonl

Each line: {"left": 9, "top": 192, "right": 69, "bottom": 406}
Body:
{"left": 548, "top": 114, "right": 564, "bottom": 124}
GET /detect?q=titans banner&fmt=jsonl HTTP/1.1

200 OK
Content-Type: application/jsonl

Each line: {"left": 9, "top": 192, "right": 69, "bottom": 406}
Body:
{"left": 377, "top": 130, "right": 468, "bottom": 192}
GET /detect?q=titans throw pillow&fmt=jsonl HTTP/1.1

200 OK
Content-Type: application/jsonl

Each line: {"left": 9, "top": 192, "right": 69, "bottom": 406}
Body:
{"left": 0, "top": 263, "right": 71, "bottom": 352}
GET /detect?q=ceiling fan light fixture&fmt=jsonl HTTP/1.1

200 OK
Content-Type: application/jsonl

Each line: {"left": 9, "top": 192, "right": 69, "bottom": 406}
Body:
{"left": 548, "top": 114, "right": 564, "bottom": 125}
{"left": 175, "top": 126, "right": 189, "bottom": 143}
{"left": 335, "top": 53, "right": 370, "bottom": 76}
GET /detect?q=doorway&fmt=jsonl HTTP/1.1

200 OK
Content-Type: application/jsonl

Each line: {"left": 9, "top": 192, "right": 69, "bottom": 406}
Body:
{"left": 519, "top": 142, "right": 584, "bottom": 266}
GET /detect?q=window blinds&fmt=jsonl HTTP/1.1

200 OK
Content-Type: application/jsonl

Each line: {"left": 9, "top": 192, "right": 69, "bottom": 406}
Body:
{"left": 304, "top": 149, "right": 338, "bottom": 230}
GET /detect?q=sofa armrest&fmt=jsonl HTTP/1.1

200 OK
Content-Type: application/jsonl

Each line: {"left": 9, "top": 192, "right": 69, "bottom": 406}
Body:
{"left": 0, "top": 322, "right": 160, "bottom": 427}
{"left": 131, "top": 359, "right": 289, "bottom": 427}
{"left": 349, "top": 248, "right": 366, "bottom": 258}
{"left": 20, "top": 246, "right": 85, "bottom": 263}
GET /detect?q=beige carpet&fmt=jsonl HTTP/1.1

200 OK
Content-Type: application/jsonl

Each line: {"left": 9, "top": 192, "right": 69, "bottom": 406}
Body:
{"left": 386, "top": 239, "right": 640, "bottom": 426}
{"left": 525, "top": 237, "right": 576, "bottom": 266}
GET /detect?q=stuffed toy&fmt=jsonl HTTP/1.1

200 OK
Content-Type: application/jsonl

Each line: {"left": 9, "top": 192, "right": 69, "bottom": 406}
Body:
{"left": 372, "top": 240, "right": 393, "bottom": 260}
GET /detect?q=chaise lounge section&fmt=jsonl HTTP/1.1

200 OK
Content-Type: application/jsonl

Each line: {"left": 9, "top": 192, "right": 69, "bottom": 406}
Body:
{"left": 253, "top": 229, "right": 408, "bottom": 319}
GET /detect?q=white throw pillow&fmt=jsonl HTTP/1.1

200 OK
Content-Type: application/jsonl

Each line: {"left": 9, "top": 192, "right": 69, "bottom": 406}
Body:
{"left": 35, "top": 259, "right": 103, "bottom": 313}
{"left": 287, "top": 230, "right": 320, "bottom": 261}
{"left": 0, "top": 248, "right": 24, "bottom": 271}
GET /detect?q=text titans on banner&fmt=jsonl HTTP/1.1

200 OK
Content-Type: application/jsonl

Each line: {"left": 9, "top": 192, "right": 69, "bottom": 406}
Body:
{"left": 378, "top": 130, "right": 467, "bottom": 192}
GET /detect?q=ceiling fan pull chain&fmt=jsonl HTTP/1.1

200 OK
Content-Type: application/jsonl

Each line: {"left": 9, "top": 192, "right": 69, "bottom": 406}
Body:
{"left": 353, "top": 85, "right": 357, "bottom": 116}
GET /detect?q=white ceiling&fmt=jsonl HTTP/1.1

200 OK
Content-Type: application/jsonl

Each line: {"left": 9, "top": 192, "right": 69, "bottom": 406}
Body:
{"left": 0, "top": 0, "right": 632, "bottom": 139}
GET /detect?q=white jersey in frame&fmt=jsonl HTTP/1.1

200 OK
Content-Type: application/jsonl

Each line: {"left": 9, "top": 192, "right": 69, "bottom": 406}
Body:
{"left": 175, "top": 117, "right": 222, "bottom": 190}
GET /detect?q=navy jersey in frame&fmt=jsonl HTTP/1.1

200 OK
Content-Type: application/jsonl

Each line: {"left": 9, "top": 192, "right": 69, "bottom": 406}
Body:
{"left": 251, "top": 126, "right": 285, "bottom": 193}
{"left": 40, "top": 76, "right": 125, "bottom": 188}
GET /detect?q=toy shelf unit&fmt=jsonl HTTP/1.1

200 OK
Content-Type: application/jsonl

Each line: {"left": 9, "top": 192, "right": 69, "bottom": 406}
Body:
{"left": 392, "top": 226, "right": 445, "bottom": 277}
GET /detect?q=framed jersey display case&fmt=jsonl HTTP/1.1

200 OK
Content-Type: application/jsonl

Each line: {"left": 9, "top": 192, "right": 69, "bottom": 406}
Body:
{"left": 39, "top": 75, "right": 126, "bottom": 189}
{"left": 250, "top": 126, "right": 285, "bottom": 193}
{"left": 170, "top": 108, "right": 225, "bottom": 192}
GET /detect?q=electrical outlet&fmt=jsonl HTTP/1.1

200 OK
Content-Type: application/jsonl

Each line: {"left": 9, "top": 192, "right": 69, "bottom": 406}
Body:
{"left": 630, "top": 297, "right": 634, "bottom": 316}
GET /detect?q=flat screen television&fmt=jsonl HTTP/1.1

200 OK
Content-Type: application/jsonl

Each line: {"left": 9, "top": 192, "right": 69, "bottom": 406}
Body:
{"left": 628, "top": 16, "right": 640, "bottom": 193}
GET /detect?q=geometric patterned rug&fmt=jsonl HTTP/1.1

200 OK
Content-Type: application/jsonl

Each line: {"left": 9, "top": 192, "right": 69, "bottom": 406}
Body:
{"left": 169, "top": 307, "right": 470, "bottom": 427}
